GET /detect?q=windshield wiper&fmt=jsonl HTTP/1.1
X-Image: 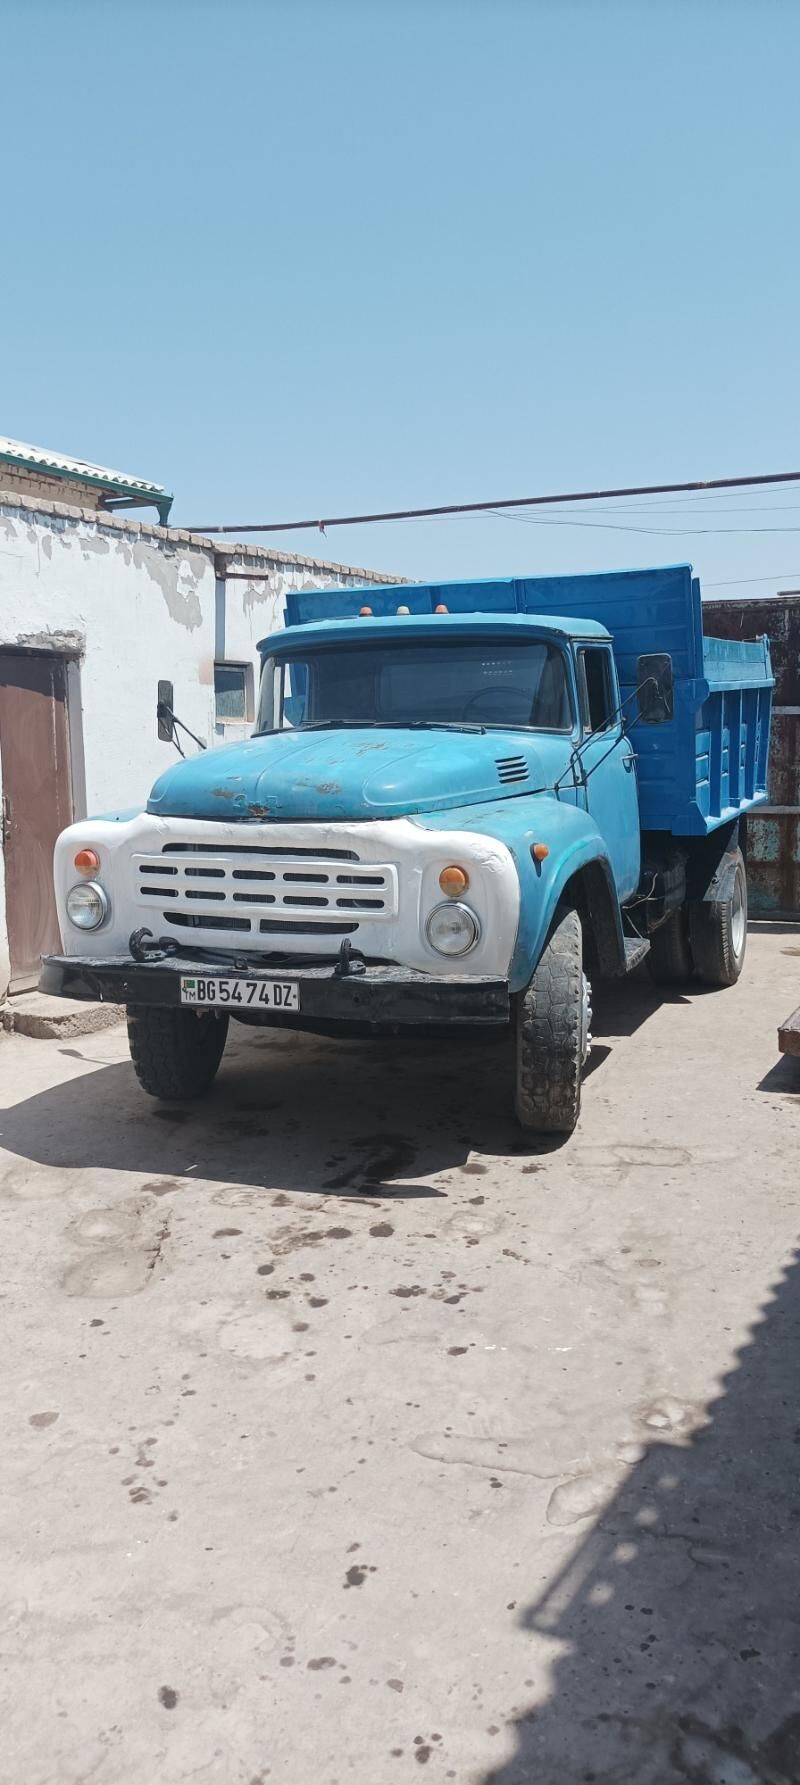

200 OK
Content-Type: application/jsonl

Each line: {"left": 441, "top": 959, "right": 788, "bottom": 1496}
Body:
{"left": 376, "top": 720, "right": 486, "bottom": 734}
{"left": 287, "top": 719, "right": 487, "bottom": 735}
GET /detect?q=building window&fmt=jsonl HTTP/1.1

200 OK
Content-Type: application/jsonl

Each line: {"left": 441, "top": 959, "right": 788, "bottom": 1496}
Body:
{"left": 214, "top": 662, "right": 252, "bottom": 723}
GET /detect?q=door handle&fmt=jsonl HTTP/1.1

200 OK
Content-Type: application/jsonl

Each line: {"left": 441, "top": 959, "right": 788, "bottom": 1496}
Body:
{"left": 622, "top": 754, "right": 635, "bottom": 773}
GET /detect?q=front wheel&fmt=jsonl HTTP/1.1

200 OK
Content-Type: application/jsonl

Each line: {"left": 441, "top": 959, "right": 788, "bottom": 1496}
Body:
{"left": 515, "top": 906, "right": 591, "bottom": 1135}
{"left": 127, "top": 1006, "right": 229, "bottom": 1100}
{"left": 689, "top": 849, "right": 748, "bottom": 987}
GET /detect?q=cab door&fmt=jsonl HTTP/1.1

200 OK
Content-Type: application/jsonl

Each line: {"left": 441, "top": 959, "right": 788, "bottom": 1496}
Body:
{"left": 575, "top": 645, "right": 640, "bottom": 900}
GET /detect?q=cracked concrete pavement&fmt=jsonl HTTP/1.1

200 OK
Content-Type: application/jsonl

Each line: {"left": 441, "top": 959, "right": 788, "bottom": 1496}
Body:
{"left": 0, "top": 927, "right": 798, "bottom": 1784}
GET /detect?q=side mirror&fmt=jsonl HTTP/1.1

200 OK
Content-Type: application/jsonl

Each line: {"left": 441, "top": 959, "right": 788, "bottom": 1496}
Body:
{"left": 157, "top": 679, "right": 175, "bottom": 742}
{"left": 636, "top": 654, "right": 674, "bottom": 724}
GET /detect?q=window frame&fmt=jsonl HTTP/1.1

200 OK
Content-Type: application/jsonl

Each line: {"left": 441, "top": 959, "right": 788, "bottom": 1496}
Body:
{"left": 257, "top": 637, "right": 577, "bottom": 735}
{"left": 576, "top": 645, "right": 618, "bottom": 736}
{"left": 214, "top": 660, "right": 254, "bottom": 726}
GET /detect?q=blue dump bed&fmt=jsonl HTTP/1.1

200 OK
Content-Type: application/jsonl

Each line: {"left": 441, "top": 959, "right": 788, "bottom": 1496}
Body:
{"left": 284, "top": 564, "right": 774, "bottom": 839}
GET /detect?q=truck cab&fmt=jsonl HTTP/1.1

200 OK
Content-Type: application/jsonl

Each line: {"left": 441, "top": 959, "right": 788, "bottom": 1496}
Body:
{"left": 42, "top": 565, "right": 774, "bottom": 1136}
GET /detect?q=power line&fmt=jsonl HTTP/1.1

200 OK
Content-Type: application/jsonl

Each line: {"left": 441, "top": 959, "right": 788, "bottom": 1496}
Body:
{"left": 485, "top": 509, "right": 800, "bottom": 538}
{"left": 188, "top": 468, "right": 800, "bottom": 537}
{"left": 705, "top": 571, "right": 800, "bottom": 588}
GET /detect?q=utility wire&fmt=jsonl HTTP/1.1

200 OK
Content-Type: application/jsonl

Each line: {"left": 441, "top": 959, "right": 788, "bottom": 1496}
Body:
{"left": 485, "top": 509, "right": 800, "bottom": 537}
{"left": 705, "top": 571, "right": 800, "bottom": 588}
{"left": 188, "top": 468, "right": 800, "bottom": 537}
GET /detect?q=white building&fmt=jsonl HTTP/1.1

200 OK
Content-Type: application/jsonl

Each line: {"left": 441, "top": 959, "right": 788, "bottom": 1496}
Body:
{"left": 0, "top": 438, "right": 397, "bottom": 997}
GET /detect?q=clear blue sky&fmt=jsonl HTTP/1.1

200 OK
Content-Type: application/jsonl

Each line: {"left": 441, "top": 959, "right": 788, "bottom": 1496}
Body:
{"left": 3, "top": 0, "right": 800, "bottom": 593}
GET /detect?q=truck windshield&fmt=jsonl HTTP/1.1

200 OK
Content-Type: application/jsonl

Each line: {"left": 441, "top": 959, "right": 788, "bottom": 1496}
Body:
{"left": 255, "top": 639, "right": 572, "bottom": 734}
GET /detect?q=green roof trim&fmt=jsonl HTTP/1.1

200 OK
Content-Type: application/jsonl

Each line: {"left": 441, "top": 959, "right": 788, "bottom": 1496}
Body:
{"left": 0, "top": 436, "right": 173, "bottom": 524}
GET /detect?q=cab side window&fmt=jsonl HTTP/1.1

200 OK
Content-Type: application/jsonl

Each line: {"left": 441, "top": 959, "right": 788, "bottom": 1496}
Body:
{"left": 578, "top": 647, "right": 615, "bottom": 734}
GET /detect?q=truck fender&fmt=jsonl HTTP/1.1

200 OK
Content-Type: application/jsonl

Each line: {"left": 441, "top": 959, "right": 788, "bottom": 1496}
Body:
{"left": 507, "top": 814, "right": 626, "bottom": 992}
{"left": 560, "top": 856, "right": 627, "bottom": 979}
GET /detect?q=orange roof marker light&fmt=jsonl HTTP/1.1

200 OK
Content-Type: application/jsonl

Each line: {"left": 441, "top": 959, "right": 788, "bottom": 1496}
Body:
{"left": 358, "top": 606, "right": 373, "bottom": 616}
{"left": 434, "top": 603, "right": 449, "bottom": 614}
{"left": 531, "top": 843, "right": 550, "bottom": 863}
{"left": 74, "top": 848, "right": 100, "bottom": 873}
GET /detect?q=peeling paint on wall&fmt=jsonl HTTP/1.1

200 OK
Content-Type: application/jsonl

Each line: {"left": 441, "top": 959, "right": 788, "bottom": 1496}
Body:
{"left": 242, "top": 576, "right": 276, "bottom": 614}
{"left": 130, "top": 539, "right": 204, "bottom": 631}
{"left": 14, "top": 627, "right": 85, "bottom": 656}
{"left": 79, "top": 532, "right": 111, "bottom": 558}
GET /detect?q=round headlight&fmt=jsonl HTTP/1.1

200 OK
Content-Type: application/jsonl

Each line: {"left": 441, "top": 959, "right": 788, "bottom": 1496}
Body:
{"left": 65, "top": 881, "right": 109, "bottom": 931}
{"left": 425, "top": 900, "right": 480, "bottom": 957}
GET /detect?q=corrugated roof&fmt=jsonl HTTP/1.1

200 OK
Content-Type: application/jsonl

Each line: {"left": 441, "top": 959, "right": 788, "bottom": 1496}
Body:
{"left": 0, "top": 435, "right": 173, "bottom": 521}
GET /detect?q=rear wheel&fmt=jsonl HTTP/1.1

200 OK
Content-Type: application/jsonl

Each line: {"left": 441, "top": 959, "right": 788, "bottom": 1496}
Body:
{"left": 515, "top": 906, "right": 591, "bottom": 1135}
{"left": 127, "top": 1006, "right": 229, "bottom": 1100}
{"left": 646, "top": 908, "right": 693, "bottom": 986}
{"left": 689, "top": 849, "right": 748, "bottom": 987}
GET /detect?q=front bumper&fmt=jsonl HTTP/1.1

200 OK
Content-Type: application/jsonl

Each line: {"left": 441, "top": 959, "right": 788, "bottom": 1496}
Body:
{"left": 40, "top": 953, "right": 510, "bottom": 1027}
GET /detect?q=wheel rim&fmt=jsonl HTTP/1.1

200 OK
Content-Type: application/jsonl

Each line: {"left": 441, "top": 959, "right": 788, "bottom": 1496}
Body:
{"left": 731, "top": 870, "right": 746, "bottom": 958}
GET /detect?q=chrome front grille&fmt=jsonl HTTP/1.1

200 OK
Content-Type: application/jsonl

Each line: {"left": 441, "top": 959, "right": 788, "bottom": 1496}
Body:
{"left": 134, "top": 846, "right": 398, "bottom": 937}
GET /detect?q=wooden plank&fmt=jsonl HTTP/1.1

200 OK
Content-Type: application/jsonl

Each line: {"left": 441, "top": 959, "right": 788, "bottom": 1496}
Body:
{"left": 778, "top": 1005, "right": 800, "bottom": 1057}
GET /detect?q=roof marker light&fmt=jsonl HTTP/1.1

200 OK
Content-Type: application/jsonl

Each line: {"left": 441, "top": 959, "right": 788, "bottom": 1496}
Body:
{"left": 396, "top": 605, "right": 411, "bottom": 614}
{"left": 434, "top": 603, "right": 449, "bottom": 614}
{"left": 359, "top": 606, "right": 373, "bottom": 616}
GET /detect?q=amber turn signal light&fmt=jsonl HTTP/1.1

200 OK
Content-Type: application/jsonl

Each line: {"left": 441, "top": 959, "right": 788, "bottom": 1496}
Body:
{"left": 73, "top": 848, "right": 100, "bottom": 873}
{"left": 439, "top": 864, "right": 469, "bottom": 896}
{"left": 531, "top": 843, "right": 550, "bottom": 862}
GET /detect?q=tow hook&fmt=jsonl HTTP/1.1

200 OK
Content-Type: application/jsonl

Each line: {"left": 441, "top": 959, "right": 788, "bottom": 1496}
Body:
{"left": 333, "top": 938, "right": 366, "bottom": 978}
{"left": 129, "top": 927, "right": 179, "bottom": 964}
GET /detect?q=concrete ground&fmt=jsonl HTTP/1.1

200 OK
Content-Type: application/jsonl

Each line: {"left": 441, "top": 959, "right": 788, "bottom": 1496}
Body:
{"left": 0, "top": 928, "right": 798, "bottom": 1785}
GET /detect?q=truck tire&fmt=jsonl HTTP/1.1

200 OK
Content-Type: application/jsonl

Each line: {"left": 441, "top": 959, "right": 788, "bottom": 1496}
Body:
{"left": 127, "top": 1006, "right": 229, "bottom": 1100}
{"left": 515, "top": 905, "right": 590, "bottom": 1136}
{"left": 688, "top": 849, "right": 748, "bottom": 987}
{"left": 646, "top": 909, "right": 693, "bottom": 986}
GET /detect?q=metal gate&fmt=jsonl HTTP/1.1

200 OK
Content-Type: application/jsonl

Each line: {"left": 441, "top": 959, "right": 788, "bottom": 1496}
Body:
{"left": 702, "top": 594, "right": 800, "bottom": 917}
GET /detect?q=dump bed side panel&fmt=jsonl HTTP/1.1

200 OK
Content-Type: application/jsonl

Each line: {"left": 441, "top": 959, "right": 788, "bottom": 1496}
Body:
{"left": 702, "top": 595, "right": 798, "bottom": 912}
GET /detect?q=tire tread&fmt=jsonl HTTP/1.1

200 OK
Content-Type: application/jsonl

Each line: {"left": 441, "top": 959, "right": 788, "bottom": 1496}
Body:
{"left": 689, "top": 852, "right": 747, "bottom": 988}
{"left": 515, "top": 906, "right": 584, "bottom": 1135}
{"left": 127, "top": 1006, "right": 229, "bottom": 1100}
{"left": 646, "top": 909, "right": 693, "bottom": 986}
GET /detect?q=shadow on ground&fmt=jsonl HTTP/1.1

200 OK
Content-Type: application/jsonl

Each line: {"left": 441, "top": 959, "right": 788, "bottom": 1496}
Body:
{"left": 0, "top": 971, "right": 677, "bottom": 1196}
{"left": 758, "top": 1056, "right": 800, "bottom": 1098}
{"left": 483, "top": 1247, "right": 800, "bottom": 1785}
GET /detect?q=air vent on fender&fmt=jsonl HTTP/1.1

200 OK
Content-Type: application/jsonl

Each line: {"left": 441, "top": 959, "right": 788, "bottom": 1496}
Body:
{"left": 495, "top": 755, "right": 529, "bottom": 785}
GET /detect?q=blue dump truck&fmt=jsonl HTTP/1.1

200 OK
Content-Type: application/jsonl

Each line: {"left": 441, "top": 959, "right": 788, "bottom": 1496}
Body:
{"left": 41, "top": 564, "right": 774, "bottom": 1135}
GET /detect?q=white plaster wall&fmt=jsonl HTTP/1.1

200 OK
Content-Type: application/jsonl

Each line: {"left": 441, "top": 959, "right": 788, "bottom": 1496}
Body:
{"left": 0, "top": 498, "right": 398, "bottom": 997}
{"left": 0, "top": 504, "right": 217, "bottom": 814}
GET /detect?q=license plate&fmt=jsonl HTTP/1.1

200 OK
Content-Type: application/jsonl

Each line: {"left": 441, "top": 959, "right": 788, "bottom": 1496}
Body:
{"left": 180, "top": 976, "right": 300, "bottom": 1011}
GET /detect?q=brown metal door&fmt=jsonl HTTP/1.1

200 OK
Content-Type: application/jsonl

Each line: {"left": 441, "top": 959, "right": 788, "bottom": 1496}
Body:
{"left": 0, "top": 652, "right": 73, "bottom": 989}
